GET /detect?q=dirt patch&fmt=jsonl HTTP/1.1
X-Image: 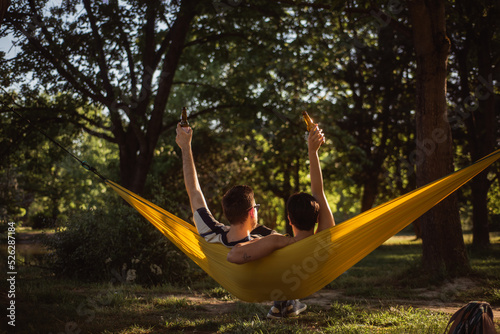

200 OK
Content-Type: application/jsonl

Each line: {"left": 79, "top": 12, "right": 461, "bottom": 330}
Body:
{"left": 303, "top": 289, "right": 500, "bottom": 319}
{"left": 17, "top": 231, "right": 54, "bottom": 244}
{"left": 16, "top": 230, "right": 500, "bottom": 324}
{"left": 175, "top": 286, "right": 499, "bottom": 323}
{"left": 182, "top": 294, "right": 243, "bottom": 314}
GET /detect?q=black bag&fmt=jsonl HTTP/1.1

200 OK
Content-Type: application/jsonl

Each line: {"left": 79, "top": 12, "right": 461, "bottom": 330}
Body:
{"left": 444, "top": 301, "right": 497, "bottom": 334}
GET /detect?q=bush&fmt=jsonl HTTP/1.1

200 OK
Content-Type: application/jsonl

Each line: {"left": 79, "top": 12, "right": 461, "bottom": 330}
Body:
{"left": 30, "top": 212, "right": 56, "bottom": 229}
{"left": 0, "top": 221, "right": 10, "bottom": 235}
{"left": 43, "top": 197, "right": 201, "bottom": 286}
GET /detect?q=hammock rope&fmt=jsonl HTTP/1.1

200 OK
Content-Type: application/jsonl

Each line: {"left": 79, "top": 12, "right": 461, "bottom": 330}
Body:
{"left": 11, "top": 109, "right": 108, "bottom": 181}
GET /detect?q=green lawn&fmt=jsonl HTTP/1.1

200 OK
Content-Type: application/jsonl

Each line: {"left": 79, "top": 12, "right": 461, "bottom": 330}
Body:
{"left": 4, "top": 232, "right": 500, "bottom": 333}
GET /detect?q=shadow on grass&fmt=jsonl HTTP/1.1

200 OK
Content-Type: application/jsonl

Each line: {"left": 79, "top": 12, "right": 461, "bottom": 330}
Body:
{"left": 328, "top": 237, "right": 500, "bottom": 305}
{"left": 8, "top": 235, "right": 500, "bottom": 333}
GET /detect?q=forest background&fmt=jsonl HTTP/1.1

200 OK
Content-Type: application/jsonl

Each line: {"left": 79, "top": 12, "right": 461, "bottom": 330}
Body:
{"left": 0, "top": 0, "right": 499, "bottom": 287}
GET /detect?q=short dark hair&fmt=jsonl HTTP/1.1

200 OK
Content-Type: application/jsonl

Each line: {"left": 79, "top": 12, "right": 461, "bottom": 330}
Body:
{"left": 222, "top": 185, "right": 255, "bottom": 225}
{"left": 287, "top": 192, "right": 320, "bottom": 231}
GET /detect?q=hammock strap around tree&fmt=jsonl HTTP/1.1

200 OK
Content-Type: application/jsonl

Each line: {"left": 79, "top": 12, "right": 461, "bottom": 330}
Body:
{"left": 106, "top": 149, "right": 500, "bottom": 302}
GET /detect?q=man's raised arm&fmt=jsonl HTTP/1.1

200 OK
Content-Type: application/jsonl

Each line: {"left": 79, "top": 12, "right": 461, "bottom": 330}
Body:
{"left": 308, "top": 125, "right": 335, "bottom": 232}
{"left": 175, "top": 123, "right": 207, "bottom": 213}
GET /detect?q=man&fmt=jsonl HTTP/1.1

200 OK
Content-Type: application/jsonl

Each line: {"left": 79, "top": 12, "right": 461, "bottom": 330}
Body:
{"left": 226, "top": 123, "right": 335, "bottom": 318}
{"left": 175, "top": 123, "right": 306, "bottom": 318}
{"left": 175, "top": 123, "right": 274, "bottom": 244}
{"left": 227, "top": 123, "right": 334, "bottom": 261}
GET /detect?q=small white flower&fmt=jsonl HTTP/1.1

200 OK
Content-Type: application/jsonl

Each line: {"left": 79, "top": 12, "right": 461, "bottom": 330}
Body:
{"left": 105, "top": 258, "right": 112, "bottom": 264}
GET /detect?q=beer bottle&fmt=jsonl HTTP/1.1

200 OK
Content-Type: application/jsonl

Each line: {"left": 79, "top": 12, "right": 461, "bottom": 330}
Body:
{"left": 302, "top": 111, "right": 315, "bottom": 132}
{"left": 180, "top": 107, "right": 189, "bottom": 127}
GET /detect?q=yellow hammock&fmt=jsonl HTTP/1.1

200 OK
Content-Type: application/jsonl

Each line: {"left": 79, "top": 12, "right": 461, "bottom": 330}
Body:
{"left": 107, "top": 149, "right": 500, "bottom": 302}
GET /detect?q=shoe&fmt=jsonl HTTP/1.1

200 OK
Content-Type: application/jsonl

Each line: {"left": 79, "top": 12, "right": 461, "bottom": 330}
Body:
{"left": 287, "top": 299, "right": 307, "bottom": 317}
{"left": 267, "top": 301, "right": 288, "bottom": 319}
{"left": 267, "top": 300, "right": 307, "bottom": 319}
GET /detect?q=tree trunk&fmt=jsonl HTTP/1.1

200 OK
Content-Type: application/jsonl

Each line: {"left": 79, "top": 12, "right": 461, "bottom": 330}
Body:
{"left": 469, "top": 26, "right": 496, "bottom": 249}
{"left": 454, "top": 3, "right": 496, "bottom": 249}
{"left": 361, "top": 175, "right": 378, "bottom": 212}
{"left": 118, "top": 128, "right": 153, "bottom": 194}
{"left": 471, "top": 173, "right": 491, "bottom": 247}
{"left": 409, "top": 0, "right": 469, "bottom": 274}
{"left": 115, "top": 0, "right": 198, "bottom": 193}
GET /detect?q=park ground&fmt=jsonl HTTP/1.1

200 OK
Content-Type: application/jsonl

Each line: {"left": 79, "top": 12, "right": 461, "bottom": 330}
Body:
{"left": 2, "top": 230, "right": 500, "bottom": 333}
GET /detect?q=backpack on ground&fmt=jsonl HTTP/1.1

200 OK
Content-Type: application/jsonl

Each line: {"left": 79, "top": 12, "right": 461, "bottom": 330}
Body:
{"left": 444, "top": 301, "right": 497, "bottom": 334}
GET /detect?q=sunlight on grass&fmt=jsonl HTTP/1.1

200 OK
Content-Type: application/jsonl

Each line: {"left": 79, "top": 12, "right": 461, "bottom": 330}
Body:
{"left": 219, "top": 316, "right": 308, "bottom": 334}
{"left": 327, "top": 236, "right": 423, "bottom": 299}
{"left": 163, "top": 316, "right": 220, "bottom": 332}
{"left": 123, "top": 281, "right": 186, "bottom": 295}
{"left": 151, "top": 296, "right": 199, "bottom": 310}
{"left": 232, "top": 301, "right": 268, "bottom": 318}
{"left": 322, "top": 302, "right": 449, "bottom": 334}
{"left": 490, "top": 289, "right": 500, "bottom": 304}
{"left": 384, "top": 235, "right": 422, "bottom": 245}
{"left": 13, "top": 231, "right": 500, "bottom": 333}
{"left": 491, "top": 232, "right": 500, "bottom": 243}
{"left": 102, "top": 324, "right": 155, "bottom": 334}
{"left": 203, "top": 286, "right": 233, "bottom": 300}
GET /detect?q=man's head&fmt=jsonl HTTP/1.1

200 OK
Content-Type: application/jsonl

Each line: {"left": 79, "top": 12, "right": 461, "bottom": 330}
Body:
{"left": 222, "top": 185, "right": 256, "bottom": 225}
{"left": 287, "top": 192, "right": 320, "bottom": 231}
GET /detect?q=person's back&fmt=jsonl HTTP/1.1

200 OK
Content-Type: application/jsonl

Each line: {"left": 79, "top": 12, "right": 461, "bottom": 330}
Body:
{"left": 194, "top": 184, "right": 274, "bottom": 246}
{"left": 175, "top": 123, "right": 273, "bottom": 246}
{"left": 226, "top": 123, "right": 334, "bottom": 263}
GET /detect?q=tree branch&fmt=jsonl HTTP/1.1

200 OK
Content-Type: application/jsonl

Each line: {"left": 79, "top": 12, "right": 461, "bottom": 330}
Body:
{"left": 184, "top": 32, "right": 251, "bottom": 48}
{"left": 111, "top": 102, "right": 145, "bottom": 145}
{"left": 172, "top": 80, "right": 228, "bottom": 92}
{"left": 115, "top": 14, "right": 138, "bottom": 100}
{"left": 154, "top": 25, "right": 174, "bottom": 65}
{"left": 123, "top": 0, "right": 158, "bottom": 147}
{"left": 161, "top": 104, "right": 238, "bottom": 132}
{"left": 74, "top": 121, "right": 117, "bottom": 143}
{"left": 4, "top": 105, "right": 115, "bottom": 144}
{"left": 344, "top": 6, "right": 412, "bottom": 39}
{"left": 16, "top": 5, "right": 107, "bottom": 104}
{"left": 148, "top": 0, "right": 199, "bottom": 152}
{"left": 275, "top": 0, "right": 334, "bottom": 10}
{"left": 0, "top": 0, "right": 10, "bottom": 24}
{"left": 76, "top": 112, "right": 113, "bottom": 132}
{"left": 82, "top": 0, "right": 115, "bottom": 100}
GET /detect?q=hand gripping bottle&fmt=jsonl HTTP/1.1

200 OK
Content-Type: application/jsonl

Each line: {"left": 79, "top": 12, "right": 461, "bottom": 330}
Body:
{"left": 302, "top": 111, "right": 315, "bottom": 132}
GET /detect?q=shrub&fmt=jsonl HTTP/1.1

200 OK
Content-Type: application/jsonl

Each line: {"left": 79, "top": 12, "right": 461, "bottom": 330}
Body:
{"left": 43, "top": 197, "right": 201, "bottom": 286}
{"left": 0, "top": 221, "right": 10, "bottom": 235}
{"left": 29, "top": 212, "right": 56, "bottom": 229}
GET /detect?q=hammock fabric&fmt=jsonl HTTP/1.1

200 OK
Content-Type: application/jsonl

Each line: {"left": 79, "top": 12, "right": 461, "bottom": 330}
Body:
{"left": 107, "top": 149, "right": 500, "bottom": 302}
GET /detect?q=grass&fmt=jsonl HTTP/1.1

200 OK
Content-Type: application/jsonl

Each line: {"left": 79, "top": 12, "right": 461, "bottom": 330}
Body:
{"left": 5, "top": 232, "right": 500, "bottom": 333}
